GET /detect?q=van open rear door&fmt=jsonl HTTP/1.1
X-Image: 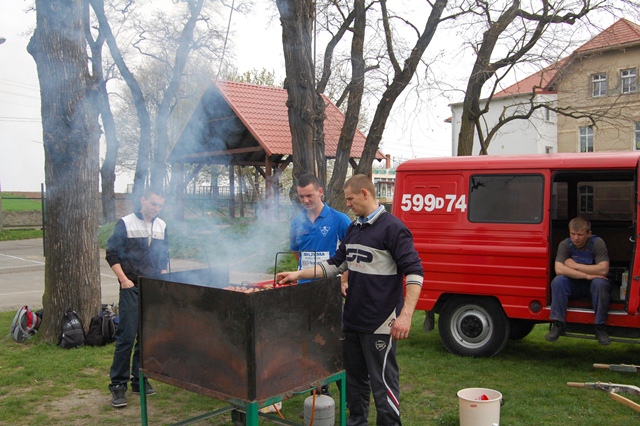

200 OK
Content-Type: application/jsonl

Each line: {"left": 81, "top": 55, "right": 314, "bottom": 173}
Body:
{"left": 628, "top": 159, "right": 640, "bottom": 314}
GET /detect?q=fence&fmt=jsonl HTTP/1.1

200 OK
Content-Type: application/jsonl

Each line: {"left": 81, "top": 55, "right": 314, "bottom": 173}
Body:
{"left": 0, "top": 187, "right": 299, "bottom": 230}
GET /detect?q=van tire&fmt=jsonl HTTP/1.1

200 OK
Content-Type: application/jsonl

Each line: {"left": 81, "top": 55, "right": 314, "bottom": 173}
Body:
{"left": 508, "top": 319, "right": 535, "bottom": 340}
{"left": 438, "top": 296, "right": 510, "bottom": 357}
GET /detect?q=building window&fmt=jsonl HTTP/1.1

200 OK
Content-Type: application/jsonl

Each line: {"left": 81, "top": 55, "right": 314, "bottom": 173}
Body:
{"left": 621, "top": 68, "right": 637, "bottom": 94}
{"left": 592, "top": 73, "right": 607, "bottom": 97}
{"left": 635, "top": 122, "right": 640, "bottom": 150}
{"left": 579, "top": 185, "right": 594, "bottom": 213}
{"left": 579, "top": 126, "right": 594, "bottom": 152}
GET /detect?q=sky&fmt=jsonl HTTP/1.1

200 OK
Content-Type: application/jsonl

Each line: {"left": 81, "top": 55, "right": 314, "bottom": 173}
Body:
{"left": 0, "top": 1, "right": 452, "bottom": 193}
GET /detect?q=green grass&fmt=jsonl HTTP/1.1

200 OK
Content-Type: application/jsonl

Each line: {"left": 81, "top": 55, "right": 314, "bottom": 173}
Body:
{"left": 0, "top": 228, "right": 43, "bottom": 241}
{"left": 2, "top": 311, "right": 639, "bottom": 425}
{"left": 1, "top": 193, "right": 42, "bottom": 211}
{"left": 6, "top": 217, "right": 640, "bottom": 424}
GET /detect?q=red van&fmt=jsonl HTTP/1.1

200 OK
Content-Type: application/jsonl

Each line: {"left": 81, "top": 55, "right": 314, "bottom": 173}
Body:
{"left": 393, "top": 152, "right": 640, "bottom": 357}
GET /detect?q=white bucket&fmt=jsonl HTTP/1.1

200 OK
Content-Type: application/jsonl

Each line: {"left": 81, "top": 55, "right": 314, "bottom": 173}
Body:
{"left": 457, "top": 388, "right": 502, "bottom": 426}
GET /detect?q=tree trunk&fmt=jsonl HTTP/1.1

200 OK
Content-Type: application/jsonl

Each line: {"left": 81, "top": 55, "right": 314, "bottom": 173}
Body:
{"left": 326, "top": 0, "right": 366, "bottom": 211}
{"left": 28, "top": 0, "right": 101, "bottom": 342}
{"left": 457, "top": 95, "right": 481, "bottom": 156}
{"left": 276, "top": 0, "right": 326, "bottom": 183}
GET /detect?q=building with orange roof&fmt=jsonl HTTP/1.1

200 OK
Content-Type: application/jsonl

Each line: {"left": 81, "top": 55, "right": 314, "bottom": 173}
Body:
{"left": 551, "top": 18, "right": 640, "bottom": 152}
{"left": 448, "top": 18, "right": 640, "bottom": 156}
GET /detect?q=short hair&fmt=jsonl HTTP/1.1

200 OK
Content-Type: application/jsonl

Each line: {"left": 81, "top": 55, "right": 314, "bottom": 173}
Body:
{"left": 296, "top": 174, "right": 321, "bottom": 189}
{"left": 344, "top": 174, "right": 375, "bottom": 196}
{"left": 569, "top": 216, "right": 591, "bottom": 232}
{"left": 143, "top": 186, "right": 165, "bottom": 199}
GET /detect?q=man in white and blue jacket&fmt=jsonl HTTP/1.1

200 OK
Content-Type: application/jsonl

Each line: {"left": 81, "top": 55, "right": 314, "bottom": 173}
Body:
{"left": 278, "top": 174, "right": 423, "bottom": 426}
{"left": 106, "top": 187, "right": 169, "bottom": 408}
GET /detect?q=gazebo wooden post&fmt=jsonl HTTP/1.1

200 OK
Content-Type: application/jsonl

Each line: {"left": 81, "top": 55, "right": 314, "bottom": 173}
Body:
{"left": 264, "top": 157, "right": 275, "bottom": 220}
{"left": 238, "top": 167, "right": 245, "bottom": 218}
{"left": 172, "top": 162, "right": 185, "bottom": 221}
{"left": 229, "top": 165, "right": 235, "bottom": 219}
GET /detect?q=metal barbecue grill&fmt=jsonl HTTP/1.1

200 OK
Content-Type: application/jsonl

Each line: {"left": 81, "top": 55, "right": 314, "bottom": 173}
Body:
{"left": 137, "top": 267, "right": 345, "bottom": 425}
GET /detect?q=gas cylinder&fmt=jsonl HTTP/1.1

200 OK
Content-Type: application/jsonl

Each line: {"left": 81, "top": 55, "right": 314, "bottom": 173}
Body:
{"left": 303, "top": 394, "right": 335, "bottom": 426}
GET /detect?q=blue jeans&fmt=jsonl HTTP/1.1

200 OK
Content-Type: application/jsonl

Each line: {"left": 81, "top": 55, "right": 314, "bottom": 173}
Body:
{"left": 550, "top": 275, "right": 610, "bottom": 324}
{"left": 109, "top": 286, "right": 141, "bottom": 390}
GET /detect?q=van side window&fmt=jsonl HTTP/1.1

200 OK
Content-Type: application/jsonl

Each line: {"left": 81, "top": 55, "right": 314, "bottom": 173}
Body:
{"left": 468, "top": 174, "right": 544, "bottom": 223}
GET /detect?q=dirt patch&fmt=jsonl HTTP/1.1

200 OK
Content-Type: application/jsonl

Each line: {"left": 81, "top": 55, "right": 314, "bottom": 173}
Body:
{"left": 37, "top": 389, "right": 141, "bottom": 425}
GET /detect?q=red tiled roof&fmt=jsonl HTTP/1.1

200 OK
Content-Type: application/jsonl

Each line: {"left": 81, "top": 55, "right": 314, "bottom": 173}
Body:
{"left": 216, "top": 80, "right": 380, "bottom": 158}
{"left": 491, "top": 19, "right": 640, "bottom": 99}
{"left": 493, "top": 61, "right": 564, "bottom": 98}
{"left": 576, "top": 18, "right": 640, "bottom": 53}
{"left": 170, "top": 80, "right": 382, "bottom": 163}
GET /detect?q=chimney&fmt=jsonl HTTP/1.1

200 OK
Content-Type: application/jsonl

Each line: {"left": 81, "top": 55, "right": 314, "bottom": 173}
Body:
{"left": 385, "top": 154, "right": 391, "bottom": 169}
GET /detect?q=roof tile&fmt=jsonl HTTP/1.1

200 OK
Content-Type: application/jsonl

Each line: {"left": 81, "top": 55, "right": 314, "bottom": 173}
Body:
{"left": 215, "top": 80, "right": 377, "bottom": 158}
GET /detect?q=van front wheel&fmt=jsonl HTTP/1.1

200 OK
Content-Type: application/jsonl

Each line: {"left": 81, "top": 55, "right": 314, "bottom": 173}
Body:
{"left": 438, "top": 297, "right": 510, "bottom": 357}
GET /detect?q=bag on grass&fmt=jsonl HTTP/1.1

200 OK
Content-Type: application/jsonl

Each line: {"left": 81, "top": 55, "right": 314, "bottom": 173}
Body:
{"left": 9, "top": 305, "right": 42, "bottom": 343}
{"left": 85, "top": 304, "right": 117, "bottom": 346}
{"left": 58, "top": 309, "right": 85, "bottom": 349}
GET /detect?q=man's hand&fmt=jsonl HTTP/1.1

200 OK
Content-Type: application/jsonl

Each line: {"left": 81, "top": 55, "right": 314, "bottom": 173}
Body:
{"left": 277, "top": 271, "right": 300, "bottom": 285}
{"left": 585, "top": 273, "right": 609, "bottom": 281}
{"left": 391, "top": 316, "right": 411, "bottom": 341}
{"left": 561, "top": 258, "right": 610, "bottom": 280}
{"left": 564, "top": 258, "right": 580, "bottom": 269}
{"left": 341, "top": 280, "right": 348, "bottom": 297}
{"left": 121, "top": 278, "right": 135, "bottom": 289}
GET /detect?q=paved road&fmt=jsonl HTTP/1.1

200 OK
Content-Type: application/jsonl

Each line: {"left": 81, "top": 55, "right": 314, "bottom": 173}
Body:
{"left": 0, "top": 238, "right": 273, "bottom": 312}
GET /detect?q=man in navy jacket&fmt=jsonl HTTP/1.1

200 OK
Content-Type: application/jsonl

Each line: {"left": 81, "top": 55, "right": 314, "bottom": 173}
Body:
{"left": 278, "top": 174, "right": 423, "bottom": 426}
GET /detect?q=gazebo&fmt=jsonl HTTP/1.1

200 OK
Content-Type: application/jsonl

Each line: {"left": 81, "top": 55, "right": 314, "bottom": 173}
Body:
{"left": 168, "top": 80, "right": 384, "bottom": 218}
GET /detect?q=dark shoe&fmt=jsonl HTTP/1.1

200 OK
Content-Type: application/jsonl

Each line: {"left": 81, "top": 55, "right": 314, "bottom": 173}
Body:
{"left": 111, "top": 385, "right": 127, "bottom": 408}
{"left": 545, "top": 321, "right": 566, "bottom": 342}
{"left": 131, "top": 380, "right": 157, "bottom": 396}
{"left": 595, "top": 325, "right": 611, "bottom": 345}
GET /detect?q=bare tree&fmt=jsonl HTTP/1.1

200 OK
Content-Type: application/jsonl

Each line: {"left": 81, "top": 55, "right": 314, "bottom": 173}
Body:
{"left": 89, "top": 0, "right": 153, "bottom": 207}
{"left": 149, "top": 0, "right": 205, "bottom": 190}
{"left": 456, "top": 0, "right": 597, "bottom": 156}
{"left": 85, "top": 2, "right": 119, "bottom": 223}
{"left": 312, "top": 0, "right": 452, "bottom": 208}
{"left": 28, "top": 0, "right": 102, "bottom": 342}
{"left": 89, "top": 0, "right": 231, "bottom": 209}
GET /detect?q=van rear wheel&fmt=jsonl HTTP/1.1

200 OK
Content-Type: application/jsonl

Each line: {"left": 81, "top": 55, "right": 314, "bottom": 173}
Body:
{"left": 508, "top": 319, "right": 535, "bottom": 340}
{"left": 438, "top": 297, "right": 509, "bottom": 357}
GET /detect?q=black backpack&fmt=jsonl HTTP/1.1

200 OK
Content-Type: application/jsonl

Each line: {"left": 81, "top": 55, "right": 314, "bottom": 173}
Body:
{"left": 59, "top": 309, "right": 85, "bottom": 349}
{"left": 85, "top": 305, "right": 117, "bottom": 346}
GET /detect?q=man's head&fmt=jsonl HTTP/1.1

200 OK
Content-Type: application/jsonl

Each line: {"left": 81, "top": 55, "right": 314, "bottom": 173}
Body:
{"left": 296, "top": 174, "right": 324, "bottom": 214}
{"left": 568, "top": 216, "right": 592, "bottom": 249}
{"left": 343, "top": 174, "right": 378, "bottom": 218}
{"left": 140, "top": 187, "right": 165, "bottom": 222}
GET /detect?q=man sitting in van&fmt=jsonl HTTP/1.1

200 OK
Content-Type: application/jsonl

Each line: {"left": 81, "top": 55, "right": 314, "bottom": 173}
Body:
{"left": 546, "top": 216, "right": 611, "bottom": 345}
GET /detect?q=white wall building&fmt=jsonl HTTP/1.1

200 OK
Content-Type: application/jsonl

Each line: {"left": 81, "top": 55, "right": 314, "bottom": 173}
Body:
{"left": 450, "top": 87, "right": 558, "bottom": 156}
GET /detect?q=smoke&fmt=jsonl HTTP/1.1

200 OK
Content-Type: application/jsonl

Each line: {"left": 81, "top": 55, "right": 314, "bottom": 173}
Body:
{"left": 168, "top": 206, "right": 293, "bottom": 286}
